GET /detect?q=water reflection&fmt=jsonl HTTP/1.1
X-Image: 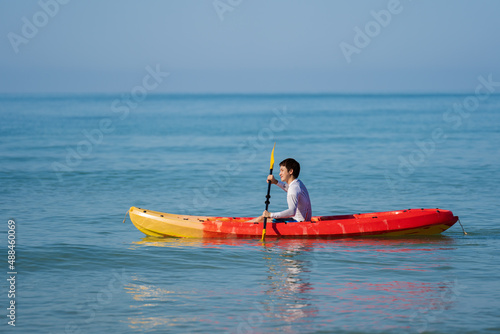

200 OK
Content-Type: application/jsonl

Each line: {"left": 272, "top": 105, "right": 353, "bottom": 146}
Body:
{"left": 129, "top": 236, "right": 258, "bottom": 249}
{"left": 126, "top": 236, "right": 458, "bottom": 332}
{"left": 259, "top": 242, "right": 319, "bottom": 328}
{"left": 130, "top": 235, "right": 455, "bottom": 251}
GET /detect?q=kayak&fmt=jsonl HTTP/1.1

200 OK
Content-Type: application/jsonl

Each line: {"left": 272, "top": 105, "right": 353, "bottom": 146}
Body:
{"left": 128, "top": 207, "right": 458, "bottom": 239}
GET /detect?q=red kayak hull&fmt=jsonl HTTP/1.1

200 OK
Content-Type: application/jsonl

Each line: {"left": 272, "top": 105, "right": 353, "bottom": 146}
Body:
{"left": 129, "top": 207, "right": 459, "bottom": 239}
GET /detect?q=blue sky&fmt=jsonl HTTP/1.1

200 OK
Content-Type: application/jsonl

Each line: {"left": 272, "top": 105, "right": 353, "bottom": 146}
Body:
{"left": 1, "top": 0, "right": 499, "bottom": 94}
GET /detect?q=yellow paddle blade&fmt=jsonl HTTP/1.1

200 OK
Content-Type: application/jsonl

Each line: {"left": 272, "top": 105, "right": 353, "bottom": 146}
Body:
{"left": 269, "top": 142, "right": 276, "bottom": 170}
{"left": 261, "top": 229, "right": 266, "bottom": 241}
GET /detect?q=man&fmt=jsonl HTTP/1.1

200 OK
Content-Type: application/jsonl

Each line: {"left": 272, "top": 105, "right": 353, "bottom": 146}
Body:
{"left": 255, "top": 158, "right": 312, "bottom": 222}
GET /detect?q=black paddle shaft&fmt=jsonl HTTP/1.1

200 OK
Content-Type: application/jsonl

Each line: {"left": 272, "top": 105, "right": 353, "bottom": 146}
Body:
{"left": 262, "top": 167, "right": 273, "bottom": 230}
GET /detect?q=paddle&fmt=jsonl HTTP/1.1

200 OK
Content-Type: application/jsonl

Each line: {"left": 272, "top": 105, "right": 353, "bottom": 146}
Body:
{"left": 261, "top": 143, "right": 276, "bottom": 241}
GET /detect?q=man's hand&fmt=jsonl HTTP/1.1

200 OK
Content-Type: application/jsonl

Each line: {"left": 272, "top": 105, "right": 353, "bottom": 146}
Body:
{"left": 247, "top": 216, "right": 264, "bottom": 223}
{"left": 247, "top": 211, "right": 271, "bottom": 223}
{"left": 267, "top": 175, "right": 278, "bottom": 184}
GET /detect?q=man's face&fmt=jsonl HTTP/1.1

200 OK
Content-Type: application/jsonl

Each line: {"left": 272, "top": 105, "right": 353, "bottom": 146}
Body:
{"left": 279, "top": 165, "right": 293, "bottom": 183}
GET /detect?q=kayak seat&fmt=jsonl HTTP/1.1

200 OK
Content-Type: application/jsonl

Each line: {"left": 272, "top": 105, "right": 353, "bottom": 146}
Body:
{"left": 316, "top": 214, "right": 356, "bottom": 221}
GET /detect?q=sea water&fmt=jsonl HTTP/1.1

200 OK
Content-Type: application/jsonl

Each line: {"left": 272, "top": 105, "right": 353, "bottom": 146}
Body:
{"left": 0, "top": 93, "right": 499, "bottom": 333}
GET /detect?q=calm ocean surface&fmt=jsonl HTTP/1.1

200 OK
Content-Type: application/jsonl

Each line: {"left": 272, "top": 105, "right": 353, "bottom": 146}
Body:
{"left": 1, "top": 93, "right": 499, "bottom": 333}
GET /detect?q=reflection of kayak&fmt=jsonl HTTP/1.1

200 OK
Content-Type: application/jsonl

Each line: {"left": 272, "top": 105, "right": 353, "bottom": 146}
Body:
{"left": 128, "top": 206, "right": 458, "bottom": 239}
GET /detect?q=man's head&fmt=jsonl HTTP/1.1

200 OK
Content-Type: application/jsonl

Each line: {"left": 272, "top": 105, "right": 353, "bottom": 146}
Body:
{"left": 278, "top": 158, "right": 300, "bottom": 183}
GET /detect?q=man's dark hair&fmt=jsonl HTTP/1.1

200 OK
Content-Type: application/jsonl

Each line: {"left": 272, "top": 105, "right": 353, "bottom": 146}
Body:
{"left": 280, "top": 158, "right": 300, "bottom": 178}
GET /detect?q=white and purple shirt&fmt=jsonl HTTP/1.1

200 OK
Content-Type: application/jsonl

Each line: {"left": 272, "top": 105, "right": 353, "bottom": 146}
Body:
{"left": 271, "top": 179, "right": 312, "bottom": 222}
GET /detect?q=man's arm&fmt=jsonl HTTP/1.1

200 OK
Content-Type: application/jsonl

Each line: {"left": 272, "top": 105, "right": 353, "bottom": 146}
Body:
{"left": 270, "top": 190, "right": 298, "bottom": 219}
{"left": 250, "top": 175, "right": 291, "bottom": 222}
{"left": 267, "top": 174, "right": 289, "bottom": 191}
{"left": 276, "top": 181, "right": 288, "bottom": 192}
